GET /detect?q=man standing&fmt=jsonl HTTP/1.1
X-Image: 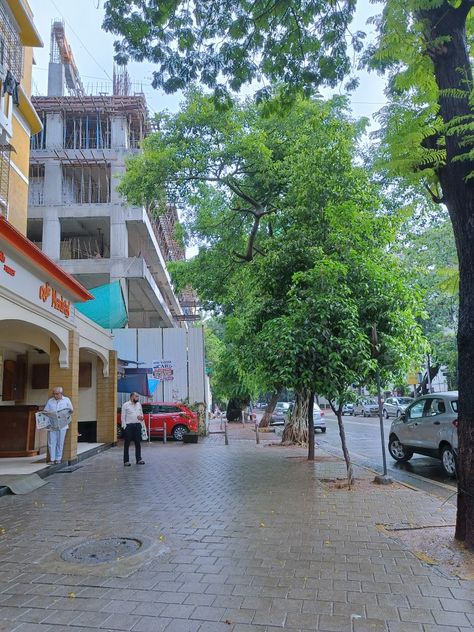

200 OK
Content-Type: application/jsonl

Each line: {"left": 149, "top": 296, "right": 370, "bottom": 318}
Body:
{"left": 121, "top": 392, "right": 145, "bottom": 466}
{"left": 44, "top": 386, "right": 73, "bottom": 465}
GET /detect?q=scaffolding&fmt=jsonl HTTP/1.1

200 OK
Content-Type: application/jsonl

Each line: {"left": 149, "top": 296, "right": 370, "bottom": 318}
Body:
{"left": 0, "top": 144, "right": 12, "bottom": 217}
{"left": 28, "top": 164, "right": 44, "bottom": 205}
{"left": 0, "top": 2, "right": 24, "bottom": 80}
{"left": 150, "top": 205, "right": 185, "bottom": 262}
{"left": 62, "top": 163, "right": 111, "bottom": 204}
{"left": 31, "top": 94, "right": 150, "bottom": 149}
{"left": 50, "top": 20, "right": 84, "bottom": 96}
{"left": 60, "top": 235, "right": 109, "bottom": 260}
{"left": 64, "top": 112, "right": 111, "bottom": 150}
{"left": 30, "top": 112, "right": 47, "bottom": 150}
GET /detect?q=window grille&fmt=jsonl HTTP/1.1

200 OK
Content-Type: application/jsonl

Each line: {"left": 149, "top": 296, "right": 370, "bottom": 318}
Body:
{"left": 0, "top": 3, "right": 24, "bottom": 81}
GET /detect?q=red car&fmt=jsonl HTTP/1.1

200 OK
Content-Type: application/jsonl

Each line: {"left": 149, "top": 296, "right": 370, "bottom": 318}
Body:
{"left": 117, "top": 402, "right": 198, "bottom": 441}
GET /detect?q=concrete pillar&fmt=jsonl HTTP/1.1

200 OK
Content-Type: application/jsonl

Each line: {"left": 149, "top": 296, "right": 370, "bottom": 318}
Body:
{"left": 96, "top": 351, "right": 117, "bottom": 443}
{"left": 110, "top": 163, "right": 125, "bottom": 204}
{"left": 42, "top": 208, "right": 61, "bottom": 260}
{"left": 45, "top": 112, "right": 63, "bottom": 149}
{"left": 110, "top": 206, "right": 128, "bottom": 258}
{"left": 47, "top": 62, "right": 65, "bottom": 97}
{"left": 43, "top": 162, "right": 62, "bottom": 206}
{"left": 110, "top": 116, "right": 128, "bottom": 149}
{"left": 48, "top": 331, "right": 79, "bottom": 463}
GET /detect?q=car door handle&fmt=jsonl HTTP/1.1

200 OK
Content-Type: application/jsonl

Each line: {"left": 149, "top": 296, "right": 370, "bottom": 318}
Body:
{"left": 433, "top": 421, "right": 440, "bottom": 425}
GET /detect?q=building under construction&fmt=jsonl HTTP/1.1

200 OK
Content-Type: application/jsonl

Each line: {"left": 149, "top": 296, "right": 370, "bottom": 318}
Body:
{"left": 27, "top": 21, "right": 188, "bottom": 328}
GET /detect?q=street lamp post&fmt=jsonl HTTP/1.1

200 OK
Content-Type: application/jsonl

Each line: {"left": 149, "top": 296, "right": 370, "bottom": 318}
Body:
{"left": 371, "top": 325, "right": 393, "bottom": 485}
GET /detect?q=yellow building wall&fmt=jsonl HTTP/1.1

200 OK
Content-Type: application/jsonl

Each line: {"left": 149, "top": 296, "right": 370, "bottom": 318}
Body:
{"left": 4, "top": 31, "right": 38, "bottom": 234}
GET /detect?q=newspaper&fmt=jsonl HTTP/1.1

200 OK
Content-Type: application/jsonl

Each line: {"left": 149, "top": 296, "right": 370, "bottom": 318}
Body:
{"left": 35, "top": 409, "right": 71, "bottom": 431}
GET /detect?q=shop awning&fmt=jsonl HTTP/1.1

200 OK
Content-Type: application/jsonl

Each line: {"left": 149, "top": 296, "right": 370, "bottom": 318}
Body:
{"left": 75, "top": 281, "right": 127, "bottom": 329}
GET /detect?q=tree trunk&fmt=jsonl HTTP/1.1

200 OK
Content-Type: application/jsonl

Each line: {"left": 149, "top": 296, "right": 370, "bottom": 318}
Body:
{"left": 422, "top": 3, "right": 474, "bottom": 548}
{"left": 308, "top": 391, "right": 315, "bottom": 461}
{"left": 336, "top": 409, "right": 354, "bottom": 487}
{"left": 259, "top": 391, "right": 279, "bottom": 428}
{"left": 282, "top": 389, "right": 309, "bottom": 445}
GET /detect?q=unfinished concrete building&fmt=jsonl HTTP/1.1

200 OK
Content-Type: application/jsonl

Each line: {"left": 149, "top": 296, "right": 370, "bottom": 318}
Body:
{"left": 27, "top": 21, "right": 184, "bottom": 329}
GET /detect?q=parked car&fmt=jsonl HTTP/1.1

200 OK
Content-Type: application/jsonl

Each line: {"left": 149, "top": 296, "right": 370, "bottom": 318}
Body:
{"left": 342, "top": 403, "right": 354, "bottom": 415}
{"left": 270, "top": 402, "right": 326, "bottom": 433}
{"left": 269, "top": 402, "right": 291, "bottom": 425}
{"left": 353, "top": 398, "right": 379, "bottom": 417}
{"left": 117, "top": 402, "right": 198, "bottom": 441}
{"left": 382, "top": 396, "right": 414, "bottom": 419}
{"left": 388, "top": 391, "right": 458, "bottom": 477}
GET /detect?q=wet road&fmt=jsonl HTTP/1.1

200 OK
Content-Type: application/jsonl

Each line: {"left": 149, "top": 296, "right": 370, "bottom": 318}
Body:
{"left": 317, "top": 411, "right": 458, "bottom": 502}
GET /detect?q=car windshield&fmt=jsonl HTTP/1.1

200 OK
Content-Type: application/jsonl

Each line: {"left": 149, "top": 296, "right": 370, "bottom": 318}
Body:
{"left": 398, "top": 398, "right": 413, "bottom": 405}
{"left": 366, "top": 399, "right": 377, "bottom": 405}
{"left": 451, "top": 401, "right": 458, "bottom": 413}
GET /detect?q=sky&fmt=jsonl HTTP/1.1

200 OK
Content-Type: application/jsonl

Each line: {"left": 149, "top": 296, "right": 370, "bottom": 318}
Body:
{"left": 27, "top": 0, "right": 387, "bottom": 124}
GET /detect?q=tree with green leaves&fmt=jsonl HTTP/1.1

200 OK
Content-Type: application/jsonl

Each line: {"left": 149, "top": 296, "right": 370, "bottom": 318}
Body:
{"left": 118, "top": 89, "right": 424, "bottom": 483}
{"left": 103, "top": 0, "right": 474, "bottom": 550}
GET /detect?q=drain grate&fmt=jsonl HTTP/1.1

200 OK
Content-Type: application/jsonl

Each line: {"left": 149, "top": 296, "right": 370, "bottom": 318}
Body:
{"left": 61, "top": 537, "right": 142, "bottom": 564}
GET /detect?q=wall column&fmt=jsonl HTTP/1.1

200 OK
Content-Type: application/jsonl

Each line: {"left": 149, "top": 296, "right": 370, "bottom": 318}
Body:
{"left": 42, "top": 208, "right": 61, "bottom": 260}
{"left": 96, "top": 351, "right": 117, "bottom": 443}
{"left": 49, "top": 330, "right": 79, "bottom": 462}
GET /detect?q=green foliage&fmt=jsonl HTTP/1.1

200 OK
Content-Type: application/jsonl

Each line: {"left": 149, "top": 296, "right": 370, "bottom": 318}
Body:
{"left": 103, "top": 0, "right": 360, "bottom": 101}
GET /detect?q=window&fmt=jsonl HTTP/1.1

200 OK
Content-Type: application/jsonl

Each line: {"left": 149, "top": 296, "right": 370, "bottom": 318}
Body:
{"left": 407, "top": 400, "right": 426, "bottom": 420}
{"left": 425, "top": 398, "right": 446, "bottom": 417}
{"left": 451, "top": 401, "right": 458, "bottom": 413}
{"left": 157, "top": 405, "right": 181, "bottom": 414}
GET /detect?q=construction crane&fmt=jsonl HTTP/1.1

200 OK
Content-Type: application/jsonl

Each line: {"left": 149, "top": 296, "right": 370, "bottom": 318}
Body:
{"left": 50, "top": 20, "right": 85, "bottom": 97}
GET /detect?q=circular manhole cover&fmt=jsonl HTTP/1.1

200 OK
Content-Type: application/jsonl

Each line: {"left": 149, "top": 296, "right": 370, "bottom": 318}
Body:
{"left": 61, "top": 537, "right": 142, "bottom": 565}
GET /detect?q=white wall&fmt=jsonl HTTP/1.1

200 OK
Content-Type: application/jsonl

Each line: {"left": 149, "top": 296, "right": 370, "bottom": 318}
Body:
{"left": 113, "top": 327, "right": 207, "bottom": 405}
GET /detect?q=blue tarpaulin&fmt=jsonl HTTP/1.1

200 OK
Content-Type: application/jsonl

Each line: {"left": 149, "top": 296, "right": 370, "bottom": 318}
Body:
{"left": 75, "top": 281, "right": 127, "bottom": 329}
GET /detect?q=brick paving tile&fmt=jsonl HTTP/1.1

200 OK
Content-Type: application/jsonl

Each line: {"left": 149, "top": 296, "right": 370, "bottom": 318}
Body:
{"left": 432, "top": 609, "right": 472, "bottom": 626}
{"left": 162, "top": 620, "right": 201, "bottom": 632}
{"left": 70, "top": 610, "right": 111, "bottom": 628}
{"left": 318, "top": 613, "right": 353, "bottom": 631}
{"left": 101, "top": 613, "right": 142, "bottom": 630}
{"left": 220, "top": 607, "right": 254, "bottom": 624}
{"left": 101, "top": 600, "right": 142, "bottom": 614}
{"left": 131, "top": 616, "right": 171, "bottom": 631}
{"left": 252, "top": 609, "right": 286, "bottom": 626}
{"left": 352, "top": 619, "right": 387, "bottom": 632}
{"left": 0, "top": 436, "right": 472, "bottom": 632}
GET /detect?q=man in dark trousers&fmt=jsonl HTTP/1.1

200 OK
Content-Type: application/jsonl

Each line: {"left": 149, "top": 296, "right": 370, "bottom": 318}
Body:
{"left": 121, "top": 392, "right": 145, "bottom": 466}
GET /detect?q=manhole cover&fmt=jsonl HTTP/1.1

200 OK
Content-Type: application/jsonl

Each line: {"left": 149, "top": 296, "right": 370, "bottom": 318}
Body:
{"left": 61, "top": 537, "right": 142, "bottom": 564}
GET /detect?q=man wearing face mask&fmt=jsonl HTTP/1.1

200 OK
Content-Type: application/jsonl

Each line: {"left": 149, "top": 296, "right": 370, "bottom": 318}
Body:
{"left": 121, "top": 392, "right": 145, "bottom": 466}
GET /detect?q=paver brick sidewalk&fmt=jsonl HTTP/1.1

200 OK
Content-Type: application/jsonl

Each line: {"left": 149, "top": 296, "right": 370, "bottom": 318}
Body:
{"left": 0, "top": 425, "right": 472, "bottom": 632}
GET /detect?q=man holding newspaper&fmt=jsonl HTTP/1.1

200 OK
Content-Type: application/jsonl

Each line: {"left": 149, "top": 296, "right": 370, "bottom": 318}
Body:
{"left": 42, "top": 386, "right": 73, "bottom": 464}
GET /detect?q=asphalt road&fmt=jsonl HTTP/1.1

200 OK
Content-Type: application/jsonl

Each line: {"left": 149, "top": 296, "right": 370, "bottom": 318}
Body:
{"left": 317, "top": 411, "right": 458, "bottom": 504}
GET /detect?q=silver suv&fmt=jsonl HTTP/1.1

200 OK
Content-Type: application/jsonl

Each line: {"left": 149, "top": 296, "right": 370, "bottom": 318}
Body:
{"left": 388, "top": 391, "right": 458, "bottom": 477}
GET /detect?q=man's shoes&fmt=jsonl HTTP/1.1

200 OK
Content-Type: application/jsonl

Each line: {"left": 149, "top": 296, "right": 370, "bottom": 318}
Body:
{"left": 124, "top": 462, "right": 131, "bottom": 467}
{"left": 137, "top": 460, "right": 145, "bottom": 465}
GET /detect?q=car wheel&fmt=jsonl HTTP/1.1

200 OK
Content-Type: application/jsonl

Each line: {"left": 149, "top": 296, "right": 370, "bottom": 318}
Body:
{"left": 441, "top": 445, "right": 457, "bottom": 478}
{"left": 383, "top": 409, "right": 388, "bottom": 419}
{"left": 388, "top": 435, "right": 413, "bottom": 462}
{"left": 172, "top": 424, "right": 188, "bottom": 441}
{"left": 320, "top": 427, "right": 326, "bottom": 433}
{"left": 396, "top": 409, "right": 402, "bottom": 418}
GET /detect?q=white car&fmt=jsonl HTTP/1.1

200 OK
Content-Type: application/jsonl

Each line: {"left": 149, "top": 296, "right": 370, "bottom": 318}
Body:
{"left": 270, "top": 402, "right": 326, "bottom": 433}
{"left": 388, "top": 392, "right": 458, "bottom": 477}
{"left": 382, "top": 396, "right": 414, "bottom": 418}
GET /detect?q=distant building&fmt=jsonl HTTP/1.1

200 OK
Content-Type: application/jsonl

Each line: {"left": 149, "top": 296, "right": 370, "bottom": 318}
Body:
{"left": 27, "top": 21, "right": 185, "bottom": 328}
